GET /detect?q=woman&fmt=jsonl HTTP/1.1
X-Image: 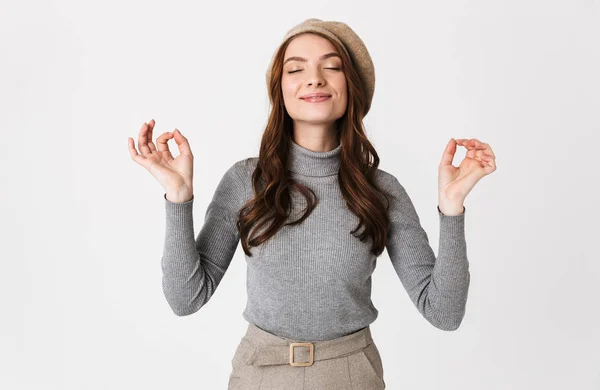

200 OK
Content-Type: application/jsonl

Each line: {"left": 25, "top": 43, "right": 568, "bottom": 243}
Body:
{"left": 128, "top": 18, "right": 496, "bottom": 390}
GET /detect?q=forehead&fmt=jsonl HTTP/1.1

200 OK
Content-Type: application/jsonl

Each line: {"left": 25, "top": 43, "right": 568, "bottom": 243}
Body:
{"left": 283, "top": 33, "right": 338, "bottom": 58}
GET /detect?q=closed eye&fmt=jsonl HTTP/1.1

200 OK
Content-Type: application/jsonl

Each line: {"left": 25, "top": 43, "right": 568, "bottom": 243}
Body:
{"left": 287, "top": 68, "right": 341, "bottom": 74}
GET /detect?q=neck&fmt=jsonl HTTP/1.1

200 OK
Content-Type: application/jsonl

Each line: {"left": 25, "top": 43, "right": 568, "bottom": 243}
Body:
{"left": 287, "top": 138, "right": 342, "bottom": 177}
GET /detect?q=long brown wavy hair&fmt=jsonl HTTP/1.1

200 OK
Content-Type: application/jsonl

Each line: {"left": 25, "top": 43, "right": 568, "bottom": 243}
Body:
{"left": 237, "top": 32, "right": 393, "bottom": 257}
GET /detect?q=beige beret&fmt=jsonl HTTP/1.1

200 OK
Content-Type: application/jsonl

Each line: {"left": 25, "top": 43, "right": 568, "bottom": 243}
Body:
{"left": 266, "top": 18, "right": 376, "bottom": 118}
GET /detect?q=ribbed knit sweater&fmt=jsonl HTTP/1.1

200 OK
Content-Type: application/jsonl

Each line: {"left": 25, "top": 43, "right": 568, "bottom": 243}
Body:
{"left": 161, "top": 139, "right": 470, "bottom": 341}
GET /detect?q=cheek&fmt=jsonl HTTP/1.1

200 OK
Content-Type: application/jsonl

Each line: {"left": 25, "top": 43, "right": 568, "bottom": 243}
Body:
{"left": 281, "top": 78, "right": 299, "bottom": 95}
{"left": 332, "top": 77, "right": 347, "bottom": 98}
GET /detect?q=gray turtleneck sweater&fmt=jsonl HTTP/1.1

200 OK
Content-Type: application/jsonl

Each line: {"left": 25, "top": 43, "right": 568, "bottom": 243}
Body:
{"left": 161, "top": 140, "right": 470, "bottom": 340}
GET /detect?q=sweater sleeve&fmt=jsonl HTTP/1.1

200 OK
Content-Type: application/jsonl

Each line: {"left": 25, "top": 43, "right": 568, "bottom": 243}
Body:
{"left": 384, "top": 176, "right": 470, "bottom": 331}
{"left": 161, "top": 161, "right": 246, "bottom": 316}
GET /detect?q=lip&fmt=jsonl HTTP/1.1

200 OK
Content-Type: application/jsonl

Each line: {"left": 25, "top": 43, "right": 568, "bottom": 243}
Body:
{"left": 300, "top": 92, "right": 332, "bottom": 99}
{"left": 300, "top": 95, "right": 331, "bottom": 103}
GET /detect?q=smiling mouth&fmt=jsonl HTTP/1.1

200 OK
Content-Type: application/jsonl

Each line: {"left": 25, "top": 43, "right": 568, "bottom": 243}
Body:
{"left": 301, "top": 96, "right": 332, "bottom": 102}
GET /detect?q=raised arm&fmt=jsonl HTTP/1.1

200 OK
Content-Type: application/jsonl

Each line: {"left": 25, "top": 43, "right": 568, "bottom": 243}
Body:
{"left": 384, "top": 176, "right": 470, "bottom": 331}
{"left": 161, "top": 161, "right": 246, "bottom": 316}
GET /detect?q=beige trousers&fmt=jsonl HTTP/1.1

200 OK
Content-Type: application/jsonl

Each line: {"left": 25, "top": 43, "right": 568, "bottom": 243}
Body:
{"left": 228, "top": 323, "right": 386, "bottom": 389}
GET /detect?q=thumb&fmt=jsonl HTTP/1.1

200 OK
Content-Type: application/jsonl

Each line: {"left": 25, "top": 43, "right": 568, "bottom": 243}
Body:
{"left": 172, "top": 129, "right": 193, "bottom": 157}
{"left": 440, "top": 138, "right": 457, "bottom": 167}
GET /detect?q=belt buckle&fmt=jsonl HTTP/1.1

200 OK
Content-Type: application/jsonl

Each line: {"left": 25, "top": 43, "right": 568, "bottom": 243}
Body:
{"left": 289, "top": 342, "right": 314, "bottom": 366}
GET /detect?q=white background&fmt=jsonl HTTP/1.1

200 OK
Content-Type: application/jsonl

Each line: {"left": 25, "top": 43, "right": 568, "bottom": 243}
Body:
{"left": 1, "top": 0, "right": 599, "bottom": 389}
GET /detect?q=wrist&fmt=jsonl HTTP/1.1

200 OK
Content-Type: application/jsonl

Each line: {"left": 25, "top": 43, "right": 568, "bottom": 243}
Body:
{"left": 165, "top": 191, "right": 194, "bottom": 203}
{"left": 438, "top": 200, "right": 464, "bottom": 216}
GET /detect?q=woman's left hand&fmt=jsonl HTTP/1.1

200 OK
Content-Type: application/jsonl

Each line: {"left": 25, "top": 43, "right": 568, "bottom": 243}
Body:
{"left": 438, "top": 138, "right": 497, "bottom": 214}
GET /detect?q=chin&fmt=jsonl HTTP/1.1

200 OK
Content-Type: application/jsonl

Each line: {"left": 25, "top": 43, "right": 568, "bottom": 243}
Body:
{"left": 297, "top": 115, "right": 336, "bottom": 123}
{"left": 299, "top": 108, "right": 338, "bottom": 118}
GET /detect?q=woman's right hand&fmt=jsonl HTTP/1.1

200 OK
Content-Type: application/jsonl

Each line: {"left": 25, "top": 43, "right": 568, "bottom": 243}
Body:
{"left": 128, "top": 119, "right": 194, "bottom": 203}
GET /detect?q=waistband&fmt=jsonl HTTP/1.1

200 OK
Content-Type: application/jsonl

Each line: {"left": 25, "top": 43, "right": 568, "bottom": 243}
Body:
{"left": 241, "top": 323, "right": 374, "bottom": 367}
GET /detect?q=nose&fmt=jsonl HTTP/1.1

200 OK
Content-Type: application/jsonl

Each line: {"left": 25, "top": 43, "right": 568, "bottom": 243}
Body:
{"left": 305, "top": 68, "right": 325, "bottom": 87}
{"left": 307, "top": 78, "right": 324, "bottom": 87}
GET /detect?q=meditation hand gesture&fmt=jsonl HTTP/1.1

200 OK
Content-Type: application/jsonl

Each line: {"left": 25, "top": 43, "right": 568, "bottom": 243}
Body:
{"left": 438, "top": 138, "right": 497, "bottom": 215}
{"left": 128, "top": 119, "right": 195, "bottom": 203}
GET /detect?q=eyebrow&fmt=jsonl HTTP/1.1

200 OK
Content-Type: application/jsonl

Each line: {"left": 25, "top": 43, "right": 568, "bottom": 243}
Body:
{"left": 283, "top": 52, "right": 341, "bottom": 65}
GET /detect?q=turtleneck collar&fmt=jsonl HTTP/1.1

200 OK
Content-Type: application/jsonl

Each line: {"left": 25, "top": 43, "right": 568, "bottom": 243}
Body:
{"left": 287, "top": 138, "right": 342, "bottom": 177}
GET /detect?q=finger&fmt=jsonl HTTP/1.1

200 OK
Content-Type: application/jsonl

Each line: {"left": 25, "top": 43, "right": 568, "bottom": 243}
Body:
{"left": 146, "top": 119, "right": 157, "bottom": 153}
{"left": 471, "top": 139, "right": 494, "bottom": 156}
{"left": 172, "top": 129, "right": 193, "bottom": 157}
{"left": 484, "top": 144, "right": 495, "bottom": 158}
{"left": 456, "top": 138, "right": 478, "bottom": 149}
{"left": 465, "top": 142, "right": 495, "bottom": 167}
{"left": 128, "top": 137, "right": 151, "bottom": 169}
{"left": 137, "top": 122, "right": 151, "bottom": 155}
{"left": 156, "top": 131, "right": 175, "bottom": 160}
{"left": 468, "top": 139, "right": 492, "bottom": 154}
{"left": 483, "top": 154, "right": 497, "bottom": 170}
{"left": 476, "top": 147, "right": 494, "bottom": 161}
{"left": 454, "top": 138, "right": 474, "bottom": 146}
{"left": 476, "top": 152, "right": 496, "bottom": 170}
{"left": 457, "top": 138, "right": 490, "bottom": 152}
{"left": 440, "top": 138, "right": 457, "bottom": 166}
{"left": 474, "top": 142, "right": 495, "bottom": 162}
{"left": 455, "top": 139, "right": 474, "bottom": 152}
{"left": 462, "top": 140, "right": 481, "bottom": 160}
